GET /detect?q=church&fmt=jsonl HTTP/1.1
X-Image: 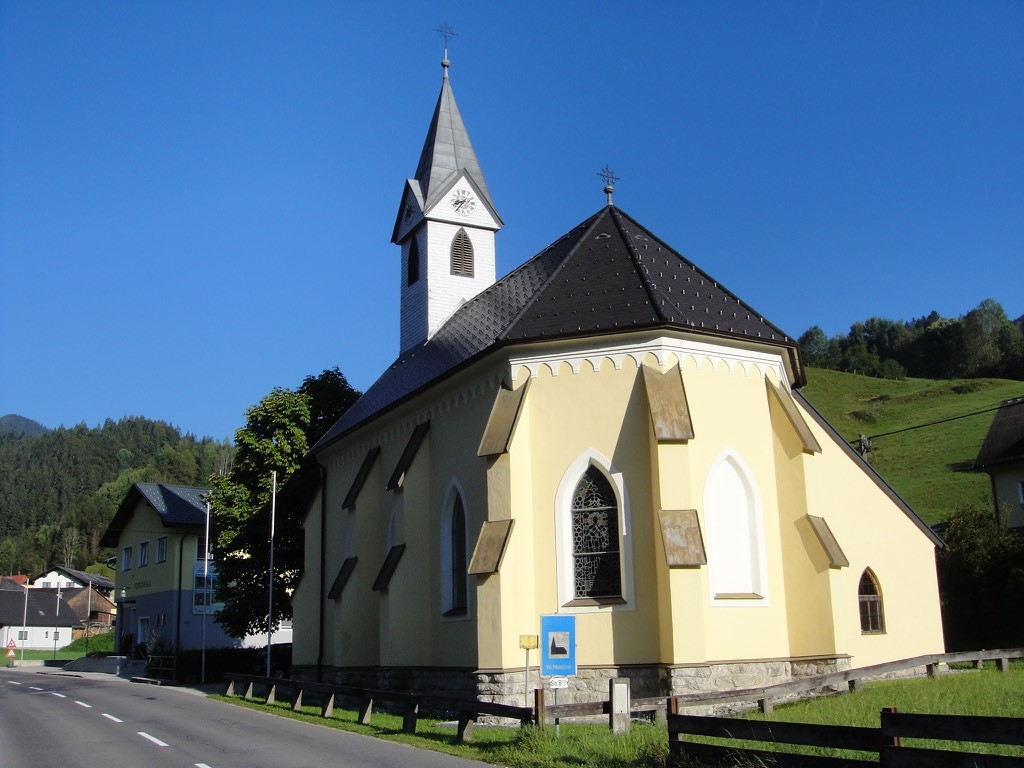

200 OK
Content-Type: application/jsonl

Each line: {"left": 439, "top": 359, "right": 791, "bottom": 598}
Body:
{"left": 291, "top": 54, "right": 945, "bottom": 703}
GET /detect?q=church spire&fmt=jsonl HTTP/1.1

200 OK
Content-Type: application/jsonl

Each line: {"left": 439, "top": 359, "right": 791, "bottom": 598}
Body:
{"left": 412, "top": 57, "right": 497, "bottom": 215}
{"left": 393, "top": 38, "right": 503, "bottom": 354}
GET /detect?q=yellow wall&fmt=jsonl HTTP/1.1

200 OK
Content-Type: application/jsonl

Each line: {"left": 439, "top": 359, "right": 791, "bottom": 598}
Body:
{"left": 299, "top": 334, "right": 944, "bottom": 675}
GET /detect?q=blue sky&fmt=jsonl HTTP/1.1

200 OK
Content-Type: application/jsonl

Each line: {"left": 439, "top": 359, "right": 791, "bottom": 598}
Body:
{"left": 2, "top": 2, "right": 1021, "bottom": 441}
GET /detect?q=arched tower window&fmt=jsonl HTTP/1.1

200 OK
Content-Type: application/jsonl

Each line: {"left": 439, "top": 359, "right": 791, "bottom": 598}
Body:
{"left": 571, "top": 466, "right": 621, "bottom": 600}
{"left": 450, "top": 228, "right": 474, "bottom": 277}
{"left": 441, "top": 489, "right": 469, "bottom": 617}
{"left": 407, "top": 236, "right": 420, "bottom": 286}
{"left": 858, "top": 569, "right": 885, "bottom": 633}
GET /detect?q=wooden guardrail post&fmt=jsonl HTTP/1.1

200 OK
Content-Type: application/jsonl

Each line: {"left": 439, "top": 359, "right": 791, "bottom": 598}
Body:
{"left": 882, "top": 707, "right": 901, "bottom": 748}
{"left": 402, "top": 699, "right": 419, "bottom": 734}
{"left": 534, "top": 687, "right": 545, "bottom": 730}
{"left": 456, "top": 711, "right": 475, "bottom": 743}
{"left": 358, "top": 696, "right": 373, "bottom": 725}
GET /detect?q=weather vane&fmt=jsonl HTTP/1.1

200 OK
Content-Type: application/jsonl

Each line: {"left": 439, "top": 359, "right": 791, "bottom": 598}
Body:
{"left": 435, "top": 22, "right": 457, "bottom": 66}
{"left": 598, "top": 165, "right": 619, "bottom": 205}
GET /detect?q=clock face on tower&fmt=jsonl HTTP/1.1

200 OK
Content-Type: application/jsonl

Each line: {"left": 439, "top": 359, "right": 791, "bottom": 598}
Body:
{"left": 450, "top": 189, "right": 476, "bottom": 216}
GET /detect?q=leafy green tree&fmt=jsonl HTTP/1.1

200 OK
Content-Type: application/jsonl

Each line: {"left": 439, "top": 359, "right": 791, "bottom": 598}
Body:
{"left": 798, "top": 326, "right": 830, "bottom": 367}
{"left": 937, "top": 503, "right": 1024, "bottom": 650}
{"left": 209, "top": 368, "right": 360, "bottom": 638}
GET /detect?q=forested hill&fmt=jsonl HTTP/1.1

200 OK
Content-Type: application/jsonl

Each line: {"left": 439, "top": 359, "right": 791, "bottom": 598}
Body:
{"left": 0, "top": 417, "right": 233, "bottom": 576}
{"left": 0, "top": 414, "right": 48, "bottom": 436}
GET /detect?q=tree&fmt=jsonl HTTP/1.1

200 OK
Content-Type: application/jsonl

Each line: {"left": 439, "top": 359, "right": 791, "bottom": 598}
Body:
{"left": 936, "top": 503, "right": 1024, "bottom": 650}
{"left": 797, "top": 326, "right": 829, "bottom": 367}
{"left": 208, "top": 368, "right": 360, "bottom": 638}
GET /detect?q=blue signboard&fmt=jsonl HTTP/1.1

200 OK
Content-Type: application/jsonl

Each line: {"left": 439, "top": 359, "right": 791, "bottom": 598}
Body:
{"left": 540, "top": 614, "right": 576, "bottom": 676}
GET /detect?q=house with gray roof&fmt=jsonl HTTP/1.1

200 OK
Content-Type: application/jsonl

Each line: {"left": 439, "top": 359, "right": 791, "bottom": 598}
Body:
{"left": 974, "top": 397, "right": 1024, "bottom": 527}
{"left": 101, "top": 483, "right": 235, "bottom": 655}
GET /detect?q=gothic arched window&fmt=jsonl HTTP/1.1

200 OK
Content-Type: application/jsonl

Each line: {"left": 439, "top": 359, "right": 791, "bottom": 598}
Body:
{"left": 450, "top": 228, "right": 474, "bottom": 277}
{"left": 571, "top": 466, "right": 621, "bottom": 600}
{"left": 858, "top": 569, "right": 885, "bottom": 633}
{"left": 441, "top": 489, "right": 469, "bottom": 617}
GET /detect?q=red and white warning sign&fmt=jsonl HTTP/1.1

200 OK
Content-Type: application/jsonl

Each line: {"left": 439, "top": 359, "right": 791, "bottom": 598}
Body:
{"left": 5, "top": 639, "right": 16, "bottom": 649}
{"left": 6, "top": 649, "right": 15, "bottom": 657}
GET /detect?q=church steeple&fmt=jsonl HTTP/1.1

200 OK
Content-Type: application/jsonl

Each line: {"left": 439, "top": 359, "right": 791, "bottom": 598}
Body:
{"left": 393, "top": 49, "right": 503, "bottom": 354}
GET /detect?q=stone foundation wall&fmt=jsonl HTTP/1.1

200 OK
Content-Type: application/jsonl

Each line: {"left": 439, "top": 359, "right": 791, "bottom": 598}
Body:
{"left": 294, "top": 655, "right": 850, "bottom": 711}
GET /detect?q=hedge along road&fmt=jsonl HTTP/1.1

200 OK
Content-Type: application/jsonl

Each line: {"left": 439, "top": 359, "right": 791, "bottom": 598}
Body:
{"left": 0, "top": 667, "right": 492, "bottom": 768}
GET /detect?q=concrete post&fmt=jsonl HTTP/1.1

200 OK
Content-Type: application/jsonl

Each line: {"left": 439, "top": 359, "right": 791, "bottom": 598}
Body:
{"left": 609, "top": 677, "right": 630, "bottom": 733}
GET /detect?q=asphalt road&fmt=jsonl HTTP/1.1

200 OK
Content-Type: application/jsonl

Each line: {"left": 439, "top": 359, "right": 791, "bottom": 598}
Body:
{"left": 0, "top": 667, "right": 494, "bottom": 768}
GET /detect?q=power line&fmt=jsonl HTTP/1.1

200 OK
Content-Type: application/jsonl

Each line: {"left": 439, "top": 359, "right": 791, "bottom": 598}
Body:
{"left": 850, "top": 399, "right": 1021, "bottom": 444}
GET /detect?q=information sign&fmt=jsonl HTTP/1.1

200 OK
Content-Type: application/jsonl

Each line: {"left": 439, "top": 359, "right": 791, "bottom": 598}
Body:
{"left": 548, "top": 676, "right": 569, "bottom": 690}
{"left": 540, "top": 614, "right": 576, "bottom": 676}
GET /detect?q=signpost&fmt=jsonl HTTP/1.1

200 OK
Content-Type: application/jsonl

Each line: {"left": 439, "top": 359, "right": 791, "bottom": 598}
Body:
{"left": 519, "top": 634, "right": 538, "bottom": 707}
{"left": 540, "top": 615, "right": 577, "bottom": 676}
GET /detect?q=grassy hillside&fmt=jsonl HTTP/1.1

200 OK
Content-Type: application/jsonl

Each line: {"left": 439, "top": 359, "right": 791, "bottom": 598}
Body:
{"left": 800, "top": 368, "right": 1024, "bottom": 525}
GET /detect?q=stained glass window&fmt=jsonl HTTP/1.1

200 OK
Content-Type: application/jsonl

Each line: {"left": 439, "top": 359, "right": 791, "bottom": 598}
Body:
{"left": 571, "top": 466, "right": 621, "bottom": 599}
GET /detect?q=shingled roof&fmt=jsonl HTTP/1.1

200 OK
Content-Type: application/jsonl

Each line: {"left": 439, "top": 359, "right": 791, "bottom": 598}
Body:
{"left": 315, "top": 205, "right": 800, "bottom": 452}
{"left": 974, "top": 397, "right": 1024, "bottom": 469}
{"left": 100, "top": 483, "right": 210, "bottom": 548}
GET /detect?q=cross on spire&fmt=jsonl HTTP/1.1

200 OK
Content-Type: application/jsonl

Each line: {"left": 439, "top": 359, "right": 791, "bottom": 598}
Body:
{"left": 435, "top": 22, "right": 457, "bottom": 70}
{"left": 598, "top": 165, "right": 619, "bottom": 205}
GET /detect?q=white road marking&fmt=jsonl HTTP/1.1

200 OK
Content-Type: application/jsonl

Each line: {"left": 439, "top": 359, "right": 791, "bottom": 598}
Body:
{"left": 196, "top": 764, "right": 214, "bottom": 768}
{"left": 51, "top": 692, "right": 67, "bottom": 698}
{"left": 75, "top": 700, "right": 92, "bottom": 708}
{"left": 138, "top": 732, "right": 169, "bottom": 747}
{"left": 8, "top": 680, "right": 21, "bottom": 685}
{"left": 29, "top": 686, "right": 43, "bottom": 690}
{"left": 103, "top": 713, "right": 123, "bottom": 723}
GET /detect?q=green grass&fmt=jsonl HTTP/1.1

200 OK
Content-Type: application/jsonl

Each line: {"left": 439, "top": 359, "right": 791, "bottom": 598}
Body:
{"left": 211, "top": 693, "right": 669, "bottom": 768}
{"left": 801, "top": 368, "right": 1024, "bottom": 524}
{"left": 213, "top": 666, "right": 1024, "bottom": 767}
{"left": 686, "top": 665, "right": 1024, "bottom": 763}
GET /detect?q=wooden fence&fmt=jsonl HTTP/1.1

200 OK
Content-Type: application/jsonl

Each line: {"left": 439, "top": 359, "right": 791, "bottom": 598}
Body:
{"left": 223, "top": 672, "right": 532, "bottom": 742}
{"left": 669, "top": 708, "right": 1024, "bottom": 767}
{"left": 222, "top": 648, "right": 1024, "bottom": 747}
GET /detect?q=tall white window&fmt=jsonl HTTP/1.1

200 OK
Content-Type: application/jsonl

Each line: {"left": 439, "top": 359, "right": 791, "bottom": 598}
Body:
{"left": 139, "top": 541, "right": 149, "bottom": 567}
{"left": 441, "top": 486, "right": 469, "bottom": 617}
{"left": 156, "top": 536, "right": 168, "bottom": 564}
{"left": 121, "top": 546, "right": 132, "bottom": 572}
{"left": 704, "top": 451, "right": 767, "bottom": 604}
{"left": 555, "top": 452, "right": 633, "bottom": 611}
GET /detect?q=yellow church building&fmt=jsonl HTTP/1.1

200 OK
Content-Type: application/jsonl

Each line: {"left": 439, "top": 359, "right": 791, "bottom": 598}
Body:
{"left": 291, "top": 56, "right": 944, "bottom": 703}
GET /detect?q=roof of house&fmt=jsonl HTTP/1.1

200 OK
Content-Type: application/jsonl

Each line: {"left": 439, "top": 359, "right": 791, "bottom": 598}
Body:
{"left": 34, "top": 566, "right": 114, "bottom": 590}
{"left": 974, "top": 397, "right": 1024, "bottom": 470}
{"left": 0, "top": 589, "right": 80, "bottom": 627}
{"left": 99, "top": 483, "right": 210, "bottom": 549}
{"left": 316, "top": 204, "right": 800, "bottom": 451}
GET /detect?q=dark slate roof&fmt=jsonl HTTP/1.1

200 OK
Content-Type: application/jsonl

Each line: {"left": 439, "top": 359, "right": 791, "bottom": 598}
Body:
{"left": 974, "top": 397, "right": 1024, "bottom": 469}
{"left": 0, "top": 589, "right": 80, "bottom": 627}
{"left": 315, "top": 205, "right": 800, "bottom": 452}
{"left": 100, "top": 483, "right": 210, "bottom": 548}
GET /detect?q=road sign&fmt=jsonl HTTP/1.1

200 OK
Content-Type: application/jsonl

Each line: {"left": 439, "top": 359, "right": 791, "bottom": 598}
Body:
{"left": 5, "top": 639, "right": 15, "bottom": 649}
{"left": 540, "top": 614, "right": 576, "bottom": 676}
{"left": 548, "top": 676, "right": 569, "bottom": 690}
{"left": 6, "top": 650, "right": 15, "bottom": 658}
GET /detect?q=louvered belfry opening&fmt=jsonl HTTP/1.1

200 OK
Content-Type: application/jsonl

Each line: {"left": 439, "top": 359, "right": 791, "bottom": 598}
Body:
{"left": 450, "top": 228, "right": 474, "bottom": 277}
